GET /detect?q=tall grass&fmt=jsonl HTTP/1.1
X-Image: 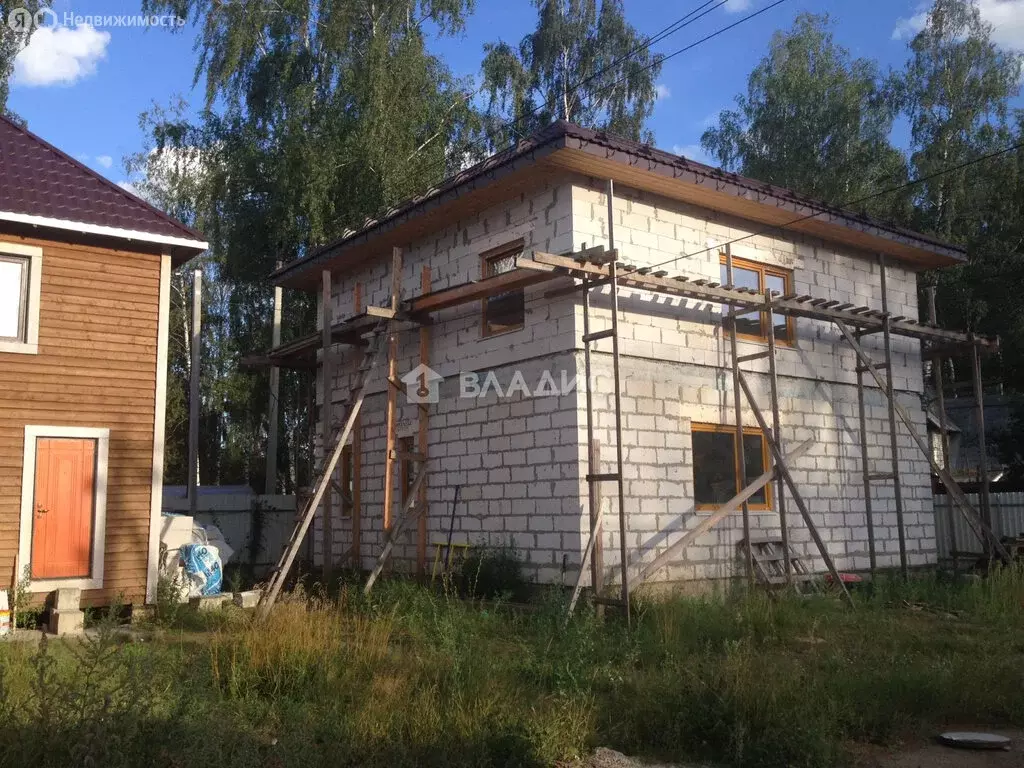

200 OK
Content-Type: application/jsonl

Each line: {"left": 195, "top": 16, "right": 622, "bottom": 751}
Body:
{"left": 1, "top": 567, "right": 1023, "bottom": 767}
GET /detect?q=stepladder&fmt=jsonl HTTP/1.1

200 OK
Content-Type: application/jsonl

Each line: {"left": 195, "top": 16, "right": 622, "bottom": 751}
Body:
{"left": 739, "top": 538, "right": 816, "bottom": 590}
{"left": 256, "top": 319, "right": 390, "bottom": 619}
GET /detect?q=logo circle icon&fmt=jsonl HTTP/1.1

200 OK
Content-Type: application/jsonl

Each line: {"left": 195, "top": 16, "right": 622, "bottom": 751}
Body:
{"left": 7, "top": 7, "right": 33, "bottom": 30}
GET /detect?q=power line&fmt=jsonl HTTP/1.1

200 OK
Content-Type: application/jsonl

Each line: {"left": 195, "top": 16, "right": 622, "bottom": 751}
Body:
{"left": 617, "top": 139, "right": 1024, "bottom": 280}
{"left": 420, "top": 0, "right": 785, "bottom": 182}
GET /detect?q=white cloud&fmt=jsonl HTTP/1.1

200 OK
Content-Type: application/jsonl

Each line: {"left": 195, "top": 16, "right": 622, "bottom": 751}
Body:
{"left": 724, "top": 0, "right": 751, "bottom": 13}
{"left": 95, "top": 155, "right": 113, "bottom": 169}
{"left": 655, "top": 83, "right": 671, "bottom": 101}
{"left": 893, "top": 0, "right": 1024, "bottom": 48}
{"left": 116, "top": 181, "right": 142, "bottom": 198}
{"left": 892, "top": 9, "right": 928, "bottom": 40}
{"left": 13, "top": 24, "right": 110, "bottom": 87}
{"left": 672, "top": 143, "right": 716, "bottom": 166}
{"left": 979, "top": 0, "right": 1024, "bottom": 49}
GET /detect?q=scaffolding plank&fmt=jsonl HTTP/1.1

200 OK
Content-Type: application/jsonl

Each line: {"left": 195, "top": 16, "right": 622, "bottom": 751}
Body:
{"left": 518, "top": 251, "right": 996, "bottom": 349}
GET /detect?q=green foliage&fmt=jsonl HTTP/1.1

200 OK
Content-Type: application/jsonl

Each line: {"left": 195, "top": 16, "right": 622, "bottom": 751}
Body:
{"left": 2, "top": 575, "right": 1024, "bottom": 767}
{"left": 456, "top": 544, "right": 532, "bottom": 601}
{"left": 128, "top": 0, "right": 487, "bottom": 491}
{"left": 701, "top": 13, "right": 907, "bottom": 218}
{"left": 481, "top": 0, "right": 661, "bottom": 144}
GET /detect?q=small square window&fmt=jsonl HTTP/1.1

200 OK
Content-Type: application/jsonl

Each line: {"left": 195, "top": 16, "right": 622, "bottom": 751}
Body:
{"left": 481, "top": 241, "right": 525, "bottom": 337}
{"left": 0, "top": 255, "right": 29, "bottom": 342}
{"left": 692, "top": 423, "right": 771, "bottom": 510}
{"left": 719, "top": 255, "right": 794, "bottom": 344}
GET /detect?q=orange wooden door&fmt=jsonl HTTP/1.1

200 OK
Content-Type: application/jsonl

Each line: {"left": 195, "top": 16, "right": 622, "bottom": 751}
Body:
{"left": 31, "top": 438, "right": 96, "bottom": 579}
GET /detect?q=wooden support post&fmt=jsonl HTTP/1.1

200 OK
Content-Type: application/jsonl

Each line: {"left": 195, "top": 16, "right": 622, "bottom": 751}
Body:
{"left": 581, "top": 270, "right": 604, "bottom": 610}
{"left": 735, "top": 372, "right": 854, "bottom": 607}
{"left": 321, "top": 270, "right": 335, "bottom": 584}
{"left": 382, "top": 248, "right": 402, "bottom": 532}
{"left": 266, "top": 268, "right": 283, "bottom": 495}
{"left": 188, "top": 268, "right": 202, "bottom": 517}
{"left": 725, "top": 244, "right": 753, "bottom": 586}
{"left": 879, "top": 255, "right": 908, "bottom": 579}
{"left": 606, "top": 180, "right": 630, "bottom": 626}
{"left": 856, "top": 365, "right": 878, "bottom": 576}
{"left": 365, "top": 466, "right": 427, "bottom": 595}
{"left": 971, "top": 339, "right": 994, "bottom": 557}
{"left": 927, "top": 287, "right": 956, "bottom": 569}
{"left": 417, "top": 266, "right": 431, "bottom": 578}
{"left": 764, "top": 289, "right": 791, "bottom": 584}
{"left": 834, "top": 320, "right": 1011, "bottom": 564}
{"left": 352, "top": 282, "right": 363, "bottom": 571}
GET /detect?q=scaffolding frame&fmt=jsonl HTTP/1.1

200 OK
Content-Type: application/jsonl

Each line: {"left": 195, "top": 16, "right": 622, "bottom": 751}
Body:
{"left": 254, "top": 199, "right": 1010, "bottom": 616}
{"left": 514, "top": 243, "right": 1011, "bottom": 592}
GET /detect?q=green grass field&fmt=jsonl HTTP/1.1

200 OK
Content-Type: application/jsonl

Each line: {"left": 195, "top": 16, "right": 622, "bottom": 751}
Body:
{"left": 1, "top": 568, "right": 1023, "bottom": 768}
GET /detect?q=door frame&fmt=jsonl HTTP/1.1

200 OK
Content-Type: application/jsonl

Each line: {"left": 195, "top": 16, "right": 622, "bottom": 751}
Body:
{"left": 18, "top": 425, "right": 110, "bottom": 592}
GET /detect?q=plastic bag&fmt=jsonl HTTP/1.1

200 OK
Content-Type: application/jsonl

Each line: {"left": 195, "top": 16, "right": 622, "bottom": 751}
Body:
{"left": 179, "top": 543, "right": 223, "bottom": 597}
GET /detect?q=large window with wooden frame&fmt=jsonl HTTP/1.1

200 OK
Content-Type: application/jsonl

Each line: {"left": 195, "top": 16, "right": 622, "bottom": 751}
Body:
{"left": 691, "top": 423, "right": 772, "bottom": 510}
{"left": 719, "top": 254, "right": 793, "bottom": 344}
{"left": 0, "top": 243, "right": 42, "bottom": 355}
{"left": 481, "top": 240, "right": 526, "bottom": 337}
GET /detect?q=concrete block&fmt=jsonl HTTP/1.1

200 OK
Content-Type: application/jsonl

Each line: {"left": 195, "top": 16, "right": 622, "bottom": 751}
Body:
{"left": 190, "top": 594, "right": 231, "bottom": 612}
{"left": 54, "top": 588, "right": 81, "bottom": 611}
{"left": 233, "top": 590, "right": 261, "bottom": 609}
{"left": 48, "top": 608, "right": 84, "bottom": 636}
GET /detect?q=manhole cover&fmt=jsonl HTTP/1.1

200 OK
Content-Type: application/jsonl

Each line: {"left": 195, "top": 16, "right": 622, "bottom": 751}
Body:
{"left": 938, "top": 732, "right": 1012, "bottom": 750}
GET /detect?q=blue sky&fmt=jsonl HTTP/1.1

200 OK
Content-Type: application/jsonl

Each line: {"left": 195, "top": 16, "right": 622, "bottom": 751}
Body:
{"left": 8, "top": 0, "right": 1024, "bottom": 189}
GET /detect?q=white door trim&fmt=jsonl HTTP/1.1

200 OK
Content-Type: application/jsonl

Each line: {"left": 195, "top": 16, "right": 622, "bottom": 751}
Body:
{"left": 18, "top": 425, "right": 110, "bottom": 592}
{"left": 146, "top": 252, "right": 172, "bottom": 603}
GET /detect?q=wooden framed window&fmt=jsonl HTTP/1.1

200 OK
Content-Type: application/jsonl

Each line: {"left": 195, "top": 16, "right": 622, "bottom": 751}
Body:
{"left": 0, "top": 242, "right": 42, "bottom": 355}
{"left": 719, "top": 254, "right": 794, "bottom": 344}
{"left": 692, "top": 423, "right": 772, "bottom": 511}
{"left": 481, "top": 240, "right": 526, "bottom": 337}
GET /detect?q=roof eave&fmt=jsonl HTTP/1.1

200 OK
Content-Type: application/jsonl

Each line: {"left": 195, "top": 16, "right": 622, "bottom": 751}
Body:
{"left": 0, "top": 211, "right": 208, "bottom": 263}
{"left": 272, "top": 131, "right": 571, "bottom": 289}
{"left": 548, "top": 135, "right": 966, "bottom": 268}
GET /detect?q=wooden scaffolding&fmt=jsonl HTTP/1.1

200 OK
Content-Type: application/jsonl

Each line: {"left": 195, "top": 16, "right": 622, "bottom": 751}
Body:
{"left": 254, "top": 187, "right": 1009, "bottom": 617}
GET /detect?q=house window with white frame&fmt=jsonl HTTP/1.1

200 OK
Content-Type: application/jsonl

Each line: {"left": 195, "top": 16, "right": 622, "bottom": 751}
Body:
{"left": 0, "top": 243, "right": 43, "bottom": 354}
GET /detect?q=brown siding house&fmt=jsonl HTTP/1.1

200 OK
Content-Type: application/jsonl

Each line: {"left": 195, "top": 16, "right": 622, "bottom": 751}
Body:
{"left": 0, "top": 116, "right": 206, "bottom": 605}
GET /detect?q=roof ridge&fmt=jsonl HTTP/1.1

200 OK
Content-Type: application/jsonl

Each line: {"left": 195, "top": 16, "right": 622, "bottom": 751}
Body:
{"left": 0, "top": 113, "right": 205, "bottom": 244}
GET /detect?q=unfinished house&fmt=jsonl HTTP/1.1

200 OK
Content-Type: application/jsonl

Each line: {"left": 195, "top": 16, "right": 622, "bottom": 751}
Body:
{"left": 259, "top": 121, "right": 1003, "bottom": 604}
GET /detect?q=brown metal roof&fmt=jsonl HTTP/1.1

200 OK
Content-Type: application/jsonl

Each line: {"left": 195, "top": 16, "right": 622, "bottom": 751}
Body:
{"left": 275, "top": 120, "right": 966, "bottom": 288}
{"left": 0, "top": 114, "right": 206, "bottom": 253}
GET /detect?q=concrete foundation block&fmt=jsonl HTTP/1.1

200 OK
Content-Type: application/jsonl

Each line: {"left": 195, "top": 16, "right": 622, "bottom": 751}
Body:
{"left": 53, "top": 588, "right": 81, "bottom": 611}
{"left": 49, "top": 608, "right": 85, "bottom": 636}
{"left": 233, "top": 590, "right": 261, "bottom": 609}
{"left": 189, "top": 594, "right": 231, "bottom": 612}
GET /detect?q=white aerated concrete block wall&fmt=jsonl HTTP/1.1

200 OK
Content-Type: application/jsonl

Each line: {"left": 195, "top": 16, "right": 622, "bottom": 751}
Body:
{"left": 569, "top": 177, "right": 936, "bottom": 587}
{"left": 312, "top": 180, "right": 581, "bottom": 576}
{"left": 308, "top": 169, "right": 938, "bottom": 589}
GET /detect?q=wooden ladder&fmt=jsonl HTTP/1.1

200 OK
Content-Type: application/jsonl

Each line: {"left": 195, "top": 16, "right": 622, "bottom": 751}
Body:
{"left": 256, "top": 320, "right": 390, "bottom": 619}
{"left": 739, "top": 538, "right": 817, "bottom": 590}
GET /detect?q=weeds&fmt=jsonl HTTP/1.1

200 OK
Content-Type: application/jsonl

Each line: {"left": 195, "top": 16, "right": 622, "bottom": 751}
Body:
{"left": 0, "top": 568, "right": 1022, "bottom": 767}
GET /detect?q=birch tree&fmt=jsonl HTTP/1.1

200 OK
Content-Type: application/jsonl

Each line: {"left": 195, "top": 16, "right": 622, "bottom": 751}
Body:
{"left": 480, "top": 0, "right": 661, "bottom": 145}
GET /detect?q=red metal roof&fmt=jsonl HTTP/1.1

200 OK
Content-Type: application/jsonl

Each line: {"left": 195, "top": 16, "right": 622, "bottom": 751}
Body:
{"left": 0, "top": 114, "right": 206, "bottom": 249}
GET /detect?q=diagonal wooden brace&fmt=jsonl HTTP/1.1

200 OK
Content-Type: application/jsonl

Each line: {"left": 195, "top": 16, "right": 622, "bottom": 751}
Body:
{"left": 364, "top": 467, "right": 428, "bottom": 595}
{"left": 735, "top": 371, "right": 854, "bottom": 607}
{"left": 834, "top": 321, "right": 1010, "bottom": 564}
{"left": 635, "top": 438, "right": 814, "bottom": 586}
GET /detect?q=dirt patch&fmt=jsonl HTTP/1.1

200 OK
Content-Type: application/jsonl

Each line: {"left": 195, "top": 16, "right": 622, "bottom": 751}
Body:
{"left": 849, "top": 730, "right": 1024, "bottom": 768}
{"left": 566, "top": 747, "right": 715, "bottom": 768}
